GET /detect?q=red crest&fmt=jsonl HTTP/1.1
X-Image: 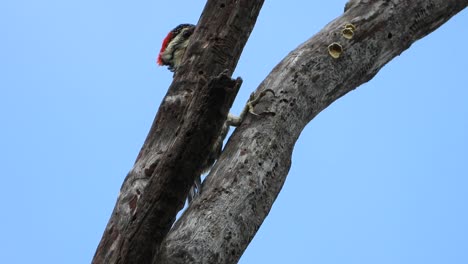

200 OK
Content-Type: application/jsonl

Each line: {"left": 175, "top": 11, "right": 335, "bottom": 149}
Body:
{"left": 157, "top": 32, "right": 173, "bottom": 65}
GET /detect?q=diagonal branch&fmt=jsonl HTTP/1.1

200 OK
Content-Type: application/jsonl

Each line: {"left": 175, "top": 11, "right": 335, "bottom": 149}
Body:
{"left": 156, "top": 1, "right": 468, "bottom": 263}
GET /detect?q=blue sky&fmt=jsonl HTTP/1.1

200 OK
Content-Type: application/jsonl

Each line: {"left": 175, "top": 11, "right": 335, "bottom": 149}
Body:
{"left": 1, "top": 1, "right": 467, "bottom": 263}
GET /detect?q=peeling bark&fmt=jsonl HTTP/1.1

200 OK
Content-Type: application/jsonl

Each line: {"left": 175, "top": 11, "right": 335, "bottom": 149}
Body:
{"left": 155, "top": 1, "right": 467, "bottom": 263}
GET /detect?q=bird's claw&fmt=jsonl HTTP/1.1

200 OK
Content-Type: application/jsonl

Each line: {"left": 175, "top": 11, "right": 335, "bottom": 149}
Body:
{"left": 247, "top": 89, "right": 276, "bottom": 116}
{"left": 228, "top": 89, "right": 275, "bottom": 127}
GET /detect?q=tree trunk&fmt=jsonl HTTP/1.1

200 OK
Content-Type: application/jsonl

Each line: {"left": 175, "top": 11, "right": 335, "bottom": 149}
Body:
{"left": 93, "top": 0, "right": 467, "bottom": 263}
{"left": 155, "top": 0, "right": 467, "bottom": 263}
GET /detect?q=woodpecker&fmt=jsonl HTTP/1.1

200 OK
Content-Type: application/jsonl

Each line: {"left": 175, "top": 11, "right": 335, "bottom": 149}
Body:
{"left": 157, "top": 24, "right": 196, "bottom": 72}
{"left": 158, "top": 24, "right": 275, "bottom": 203}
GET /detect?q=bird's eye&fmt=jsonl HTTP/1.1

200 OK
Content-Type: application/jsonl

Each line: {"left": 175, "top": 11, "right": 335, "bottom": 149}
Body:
{"left": 183, "top": 30, "right": 192, "bottom": 38}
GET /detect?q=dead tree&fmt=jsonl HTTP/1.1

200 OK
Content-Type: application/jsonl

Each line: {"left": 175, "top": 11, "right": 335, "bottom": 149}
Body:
{"left": 93, "top": 1, "right": 468, "bottom": 263}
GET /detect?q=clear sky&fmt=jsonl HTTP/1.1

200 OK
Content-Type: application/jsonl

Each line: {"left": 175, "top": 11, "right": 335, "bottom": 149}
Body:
{"left": 1, "top": 1, "right": 467, "bottom": 263}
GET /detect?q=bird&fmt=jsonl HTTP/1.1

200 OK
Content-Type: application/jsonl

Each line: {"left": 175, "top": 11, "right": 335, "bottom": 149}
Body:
{"left": 157, "top": 23, "right": 274, "bottom": 203}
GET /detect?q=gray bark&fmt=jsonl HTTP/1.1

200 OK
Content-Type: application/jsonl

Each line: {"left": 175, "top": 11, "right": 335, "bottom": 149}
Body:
{"left": 155, "top": 0, "right": 467, "bottom": 263}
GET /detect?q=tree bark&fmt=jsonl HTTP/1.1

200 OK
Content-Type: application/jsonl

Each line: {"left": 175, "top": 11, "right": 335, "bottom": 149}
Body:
{"left": 92, "top": 1, "right": 265, "bottom": 263}
{"left": 155, "top": 1, "right": 467, "bottom": 263}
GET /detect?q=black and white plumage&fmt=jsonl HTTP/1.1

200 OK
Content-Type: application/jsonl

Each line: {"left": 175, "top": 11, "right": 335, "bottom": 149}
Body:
{"left": 157, "top": 24, "right": 195, "bottom": 72}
